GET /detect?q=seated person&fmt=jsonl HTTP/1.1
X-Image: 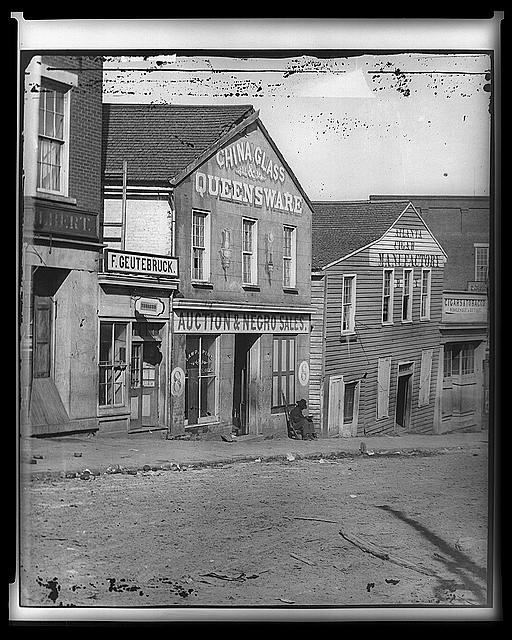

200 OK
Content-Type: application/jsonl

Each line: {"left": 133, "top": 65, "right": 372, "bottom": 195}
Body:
{"left": 289, "top": 399, "right": 317, "bottom": 440}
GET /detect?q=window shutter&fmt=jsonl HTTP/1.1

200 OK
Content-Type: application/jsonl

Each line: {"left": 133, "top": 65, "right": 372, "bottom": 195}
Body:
{"left": 377, "top": 357, "right": 391, "bottom": 418}
{"left": 418, "top": 348, "right": 434, "bottom": 407}
{"left": 33, "top": 296, "right": 52, "bottom": 378}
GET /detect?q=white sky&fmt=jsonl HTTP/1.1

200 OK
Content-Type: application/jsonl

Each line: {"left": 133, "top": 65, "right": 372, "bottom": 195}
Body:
{"left": 102, "top": 52, "right": 492, "bottom": 201}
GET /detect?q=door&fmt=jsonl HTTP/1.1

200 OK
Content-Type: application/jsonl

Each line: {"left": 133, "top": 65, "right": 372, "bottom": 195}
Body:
{"left": 232, "top": 335, "right": 255, "bottom": 434}
{"left": 130, "top": 340, "right": 161, "bottom": 430}
{"left": 327, "top": 374, "right": 344, "bottom": 436}
{"left": 396, "top": 374, "right": 412, "bottom": 429}
{"left": 342, "top": 380, "right": 360, "bottom": 437}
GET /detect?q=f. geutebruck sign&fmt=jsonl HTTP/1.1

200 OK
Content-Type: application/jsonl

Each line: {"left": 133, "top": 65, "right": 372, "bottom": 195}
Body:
{"left": 174, "top": 309, "right": 310, "bottom": 334}
{"left": 103, "top": 249, "right": 179, "bottom": 279}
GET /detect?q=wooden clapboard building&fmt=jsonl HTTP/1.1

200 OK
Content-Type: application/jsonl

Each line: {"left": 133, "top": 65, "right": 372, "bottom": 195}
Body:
{"left": 20, "top": 55, "right": 104, "bottom": 436}
{"left": 309, "top": 200, "right": 447, "bottom": 437}
{"left": 101, "top": 104, "right": 313, "bottom": 436}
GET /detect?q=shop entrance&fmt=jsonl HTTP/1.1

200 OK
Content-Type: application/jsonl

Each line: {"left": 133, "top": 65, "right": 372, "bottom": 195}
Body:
{"left": 395, "top": 362, "right": 414, "bottom": 430}
{"left": 129, "top": 323, "right": 163, "bottom": 431}
{"left": 232, "top": 334, "right": 257, "bottom": 435}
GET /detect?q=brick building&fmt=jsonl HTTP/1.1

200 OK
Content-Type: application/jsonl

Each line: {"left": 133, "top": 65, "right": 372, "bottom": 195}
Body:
{"left": 20, "top": 55, "right": 104, "bottom": 436}
{"left": 100, "top": 104, "right": 313, "bottom": 436}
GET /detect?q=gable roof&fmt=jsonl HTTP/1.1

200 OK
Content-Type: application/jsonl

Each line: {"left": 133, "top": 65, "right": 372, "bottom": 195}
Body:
{"left": 102, "top": 103, "right": 256, "bottom": 184}
{"left": 311, "top": 200, "right": 413, "bottom": 270}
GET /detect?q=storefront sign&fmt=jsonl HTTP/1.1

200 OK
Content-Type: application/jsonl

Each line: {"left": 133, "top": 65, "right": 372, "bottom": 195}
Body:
{"left": 31, "top": 205, "right": 98, "bottom": 240}
{"left": 369, "top": 226, "right": 446, "bottom": 268}
{"left": 170, "top": 367, "right": 185, "bottom": 397}
{"left": 298, "top": 361, "right": 310, "bottom": 386}
{"left": 104, "top": 249, "right": 179, "bottom": 279}
{"left": 174, "top": 309, "right": 310, "bottom": 334}
{"left": 134, "top": 297, "right": 165, "bottom": 317}
{"left": 442, "top": 294, "right": 487, "bottom": 324}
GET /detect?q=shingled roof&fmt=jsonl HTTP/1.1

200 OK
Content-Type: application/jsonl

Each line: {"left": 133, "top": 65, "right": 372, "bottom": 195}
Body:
{"left": 311, "top": 200, "right": 412, "bottom": 270}
{"left": 102, "top": 103, "right": 256, "bottom": 184}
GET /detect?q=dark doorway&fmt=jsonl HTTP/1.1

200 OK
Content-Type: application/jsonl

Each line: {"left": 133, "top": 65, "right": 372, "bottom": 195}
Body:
{"left": 129, "top": 324, "right": 163, "bottom": 431}
{"left": 396, "top": 373, "right": 413, "bottom": 429}
{"left": 232, "top": 334, "right": 257, "bottom": 435}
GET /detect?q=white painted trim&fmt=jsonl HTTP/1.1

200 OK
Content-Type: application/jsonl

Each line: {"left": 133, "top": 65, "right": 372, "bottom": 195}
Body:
{"left": 381, "top": 268, "right": 395, "bottom": 325}
{"left": 41, "top": 62, "right": 78, "bottom": 87}
{"left": 340, "top": 273, "right": 357, "bottom": 335}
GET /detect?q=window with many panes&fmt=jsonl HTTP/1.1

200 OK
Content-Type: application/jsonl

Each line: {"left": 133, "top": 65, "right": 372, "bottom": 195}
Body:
{"left": 185, "top": 335, "right": 217, "bottom": 424}
{"left": 420, "top": 269, "right": 432, "bottom": 320}
{"left": 242, "top": 218, "right": 258, "bottom": 284}
{"left": 401, "top": 269, "right": 413, "bottom": 322}
{"left": 99, "top": 322, "right": 128, "bottom": 406}
{"left": 272, "top": 336, "right": 296, "bottom": 409}
{"left": 474, "top": 244, "right": 489, "bottom": 282}
{"left": 282, "top": 225, "right": 296, "bottom": 288}
{"left": 191, "top": 211, "right": 210, "bottom": 281}
{"left": 443, "top": 343, "right": 476, "bottom": 378}
{"left": 341, "top": 275, "right": 356, "bottom": 334}
{"left": 38, "top": 81, "right": 68, "bottom": 194}
{"left": 382, "top": 269, "right": 394, "bottom": 324}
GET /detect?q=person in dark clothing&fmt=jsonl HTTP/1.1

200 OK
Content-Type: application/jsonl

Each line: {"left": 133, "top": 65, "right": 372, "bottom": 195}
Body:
{"left": 289, "top": 399, "right": 316, "bottom": 439}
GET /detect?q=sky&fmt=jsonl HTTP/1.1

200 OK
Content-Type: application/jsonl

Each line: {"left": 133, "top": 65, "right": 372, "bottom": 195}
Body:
{"left": 102, "top": 52, "right": 492, "bottom": 201}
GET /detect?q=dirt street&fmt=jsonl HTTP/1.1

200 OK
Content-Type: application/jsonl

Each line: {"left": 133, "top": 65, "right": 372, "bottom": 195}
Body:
{"left": 18, "top": 448, "right": 489, "bottom": 609}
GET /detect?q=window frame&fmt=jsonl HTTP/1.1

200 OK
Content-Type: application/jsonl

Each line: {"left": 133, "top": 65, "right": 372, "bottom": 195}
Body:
{"left": 36, "top": 79, "right": 71, "bottom": 198}
{"left": 401, "top": 268, "right": 414, "bottom": 323}
{"left": 420, "top": 268, "right": 432, "bottom": 321}
{"left": 191, "top": 209, "right": 211, "bottom": 282}
{"left": 98, "top": 321, "right": 129, "bottom": 408}
{"left": 282, "top": 225, "right": 297, "bottom": 289}
{"left": 474, "top": 243, "right": 489, "bottom": 283}
{"left": 341, "top": 274, "right": 357, "bottom": 335}
{"left": 242, "top": 217, "right": 258, "bottom": 285}
{"left": 184, "top": 334, "right": 219, "bottom": 426}
{"left": 271, "top": 335, "right": 296, "bottom": 411}
{"left": 381, "top": 268, "right": 395, "bottom": 325}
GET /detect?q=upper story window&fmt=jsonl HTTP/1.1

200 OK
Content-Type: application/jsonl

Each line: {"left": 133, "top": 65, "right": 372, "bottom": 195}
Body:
{"left": 474, "top": 244, "right": 489, "bottom": 282}
{"left": 341, "top": 275, "right": 356, "bottom": 334}
{"left": 420, "top": 269, "right": 432, "bottom": 320}
{"left": 401, "top": 268, "right": 413, "bottom": 322}
{"left": 283, "top": 225, "right": 297, "bottom": 288}
{"left": 191, "top": 210, "right": 210, "bottom": 282}
{"left": 381, "top": 268, "right": 394, "bottom": 324}
{"left": 242, "top": 218, "right": 258, "bottom": 285}
{"left": 37, "top": 81, "right": 69, "bottom": 195}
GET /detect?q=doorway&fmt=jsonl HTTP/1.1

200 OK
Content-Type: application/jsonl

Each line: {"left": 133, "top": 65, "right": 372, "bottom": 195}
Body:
{"left": 129, "top": 326, "right": 162, "bottom": 431}
{"left": 232, "top": 334, "right": 257, "bottom": 435}
{"left": 395, "top": 362, "right": 414, "bottom": 430}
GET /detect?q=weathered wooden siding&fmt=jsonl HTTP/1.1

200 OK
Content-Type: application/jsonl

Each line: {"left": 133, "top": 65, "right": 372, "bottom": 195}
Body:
{"left": 320, "top": 206, "right": 445, "bottom": 436}
{"left": 308, "top": 274, "right": 326, "bottom": 425}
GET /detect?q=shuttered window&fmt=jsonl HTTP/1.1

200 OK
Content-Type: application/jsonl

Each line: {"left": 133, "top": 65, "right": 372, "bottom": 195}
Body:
{"left": 418, "top": 348, "right": 434, "bottom": 407}
{"left": 272, "top": 335, "right": 296, "bottom": 409}
{"left": 33, "top": 297, "right": 52, "bottom": 378}
{"left": 377, "top": 357, "right": 391, "bottom": 419}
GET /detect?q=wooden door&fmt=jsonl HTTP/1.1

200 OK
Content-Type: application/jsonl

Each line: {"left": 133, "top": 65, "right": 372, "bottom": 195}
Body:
{"left": 130, "top": 341, "right": 160, "bottom": 430}
{"left": 327, "top": 374, "right": 344, "bottom": 436}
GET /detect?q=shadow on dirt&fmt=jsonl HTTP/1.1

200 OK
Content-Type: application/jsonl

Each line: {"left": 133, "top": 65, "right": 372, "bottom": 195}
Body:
{"left": 376, "top": 504, "right": 487, "bottom": 604}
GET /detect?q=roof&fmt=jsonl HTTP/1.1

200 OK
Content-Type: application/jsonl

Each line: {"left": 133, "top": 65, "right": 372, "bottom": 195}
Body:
{"left": 311, "top": 200, "right": 412, "bottom": 270}
{"left": 102, "top": 103, "right": 256, "bottom": 184}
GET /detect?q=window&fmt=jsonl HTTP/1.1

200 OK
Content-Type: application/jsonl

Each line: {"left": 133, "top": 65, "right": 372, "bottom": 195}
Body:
{"left": 191, "top": 211, "right": 210, "bottom": 281}
{"left": 474, "top": 244, "right": 489, "bottom": 282}
{"left": 242, "top": 218, "right": 258, "bottom": 284}
{"left": 401, "top": 269, "right": 413, "bottom": 322}
{"left": 341, "top": 275, "right": 356, "bottom": 334}
{"left": 99, "top": 322, "right": 128, "bottom": 407}
{"left": 420, "top": 269, "right": 432, "bottom": 320}
{"left": 283, "top": 225, "right": 297, "bottom": 288}
{"left": 377, "top": 356, "right": 392, "bottom": 419}
{"left": 37, "top": 82, "right": 68, "bottom": 194}
{"left": 444, "top": 343, "right": 475, "bottom": 378}
{"left": 382, "top": 269, "right": 394, "bottom": 324}
{"left": 272, "top": 336, "right": 296, "bottom": 409}
{"left": 185, "top": 335, "right": 217, "bottom": 424}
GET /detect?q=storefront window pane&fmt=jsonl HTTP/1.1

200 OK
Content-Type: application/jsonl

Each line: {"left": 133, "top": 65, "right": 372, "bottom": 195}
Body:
{"left": 185, "top": 335, "right": 217, "bottom": 425}
{"left": 99, "top": 322, "right": 128, "bottom": 407}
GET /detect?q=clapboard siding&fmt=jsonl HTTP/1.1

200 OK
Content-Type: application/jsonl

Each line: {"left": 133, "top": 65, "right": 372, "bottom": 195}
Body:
{"left": 317, "top": 206, "right": 445, "bottom": 436}
{"left": 308, "top": 274, "right": 326, "bottom": 425}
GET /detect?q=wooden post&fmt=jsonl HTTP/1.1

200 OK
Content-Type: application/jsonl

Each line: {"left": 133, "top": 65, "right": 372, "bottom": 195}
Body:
{"left": 121, "top": 160, "right": 127, "bottom": 250}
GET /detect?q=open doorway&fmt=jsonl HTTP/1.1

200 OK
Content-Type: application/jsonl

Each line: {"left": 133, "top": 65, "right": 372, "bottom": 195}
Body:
{"left": 395, "top": 361, "right": 414, "bottom": 430}
{"left": 232, "top": 334, "right": 257, "bottom": 435}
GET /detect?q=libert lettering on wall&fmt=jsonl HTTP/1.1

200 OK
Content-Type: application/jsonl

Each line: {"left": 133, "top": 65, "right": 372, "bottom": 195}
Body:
{"left": 194, "top": 139, "right": 303, "bottom": 214}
